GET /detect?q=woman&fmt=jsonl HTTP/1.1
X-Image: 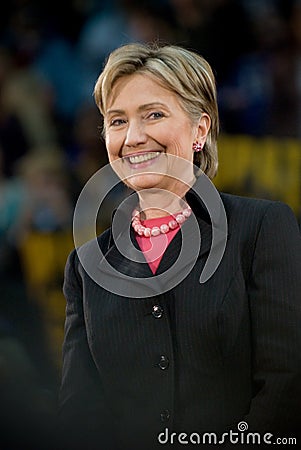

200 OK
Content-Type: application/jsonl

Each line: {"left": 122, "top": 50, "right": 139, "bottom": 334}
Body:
{"left": 59, "top": 43, "right": 301, "bottom": 450}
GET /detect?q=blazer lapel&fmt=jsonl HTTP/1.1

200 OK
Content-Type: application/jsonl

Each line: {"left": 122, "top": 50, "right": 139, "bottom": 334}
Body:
{"left": 94, "top": 181, "right": 227, "bottom": 296}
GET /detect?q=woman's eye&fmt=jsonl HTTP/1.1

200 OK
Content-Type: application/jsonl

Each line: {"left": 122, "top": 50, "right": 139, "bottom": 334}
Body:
{"left": 148, "top": 111, "right": 164, "bottom": 120}
{"left": 110, "top": 118, "right": 126, "bottom": 127}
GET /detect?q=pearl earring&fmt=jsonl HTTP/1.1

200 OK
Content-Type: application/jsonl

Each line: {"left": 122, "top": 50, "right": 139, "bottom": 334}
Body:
{"left": 192, "top": 141, "right": 203, "bottom": 152}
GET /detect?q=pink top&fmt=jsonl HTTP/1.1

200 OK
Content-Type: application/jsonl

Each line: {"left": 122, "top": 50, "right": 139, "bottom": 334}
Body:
{"left": 135, "top": 215, "right": 181, "bottom": 274}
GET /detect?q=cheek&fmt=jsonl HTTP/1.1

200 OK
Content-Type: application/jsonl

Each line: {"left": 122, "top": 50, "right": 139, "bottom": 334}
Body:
{"left": 105, "top": 136, "right": 120, "bottom": 161}
{"left": 177, "top": 127, "right": 195, "bottom": 159}
{"left": 166, "top": 131, "right": 194, "bottom": 160}
{"left": 165, "top": 121, "right": 194, "bottom": 145}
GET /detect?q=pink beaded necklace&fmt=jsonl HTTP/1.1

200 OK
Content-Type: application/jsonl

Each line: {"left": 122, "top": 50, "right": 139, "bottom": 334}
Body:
{"left": 131, "top": 206, "right": 192, "bottom": 237}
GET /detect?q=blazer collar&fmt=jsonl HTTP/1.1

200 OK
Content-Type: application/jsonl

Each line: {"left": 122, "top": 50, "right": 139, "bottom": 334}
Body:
{"left": 103, "top": 176, "right": 219, "bottom": 277}
{"left": 107, "top": 177, "right": 213, "bottom": 248}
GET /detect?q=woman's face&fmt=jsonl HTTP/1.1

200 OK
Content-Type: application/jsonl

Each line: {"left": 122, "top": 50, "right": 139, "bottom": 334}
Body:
{"left": 104, "top": 73, "right": 208, "bottom": 194}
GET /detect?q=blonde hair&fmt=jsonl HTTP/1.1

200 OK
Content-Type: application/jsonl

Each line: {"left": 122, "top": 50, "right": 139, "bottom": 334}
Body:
{"left": 94, "top": 42, "right": 219, "bottom": 178}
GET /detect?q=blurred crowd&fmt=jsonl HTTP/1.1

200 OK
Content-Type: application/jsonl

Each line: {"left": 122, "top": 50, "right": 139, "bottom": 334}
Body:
{"left": 0, "top": 0, "right": 301, "bottom": 448}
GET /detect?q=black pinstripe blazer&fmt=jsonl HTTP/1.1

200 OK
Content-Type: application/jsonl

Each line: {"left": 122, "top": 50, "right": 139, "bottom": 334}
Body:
{"left": 59, "top": 184, "right": 301, "bottom": 450}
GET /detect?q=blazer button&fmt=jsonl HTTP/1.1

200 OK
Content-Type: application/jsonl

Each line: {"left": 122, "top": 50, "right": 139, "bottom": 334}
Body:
{"left": 158, "top": 355, "right": 169, "bottom": 370}
{"left": 160, "top": 410, "right": 170, "bottom": 422}
{"left": 152, "top": 305, "right": 163, "bottom": 318}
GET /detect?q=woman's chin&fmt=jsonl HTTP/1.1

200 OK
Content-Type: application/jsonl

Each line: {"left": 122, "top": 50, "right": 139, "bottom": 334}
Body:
{"left": 126, "top": 174, "right": 165, "bottom": 191}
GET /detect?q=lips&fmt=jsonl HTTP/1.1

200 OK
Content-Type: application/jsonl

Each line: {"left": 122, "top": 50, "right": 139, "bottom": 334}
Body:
{"left": 123, "top": 151, "right": 162, "bottom": 166}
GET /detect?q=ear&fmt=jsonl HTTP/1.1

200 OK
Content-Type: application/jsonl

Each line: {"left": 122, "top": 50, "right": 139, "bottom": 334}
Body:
{"left": 195, "top": 113, "right": 211, "bottom": 146}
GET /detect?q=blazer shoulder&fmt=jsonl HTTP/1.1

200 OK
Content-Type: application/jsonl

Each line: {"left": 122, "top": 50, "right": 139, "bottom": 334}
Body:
{"left": 97, "top": 227, "right": 112, "bottom": 250}
{"left": 220, "top": 191, "right": 297, "bottom": 219}
{"left": 219, "top": 192, "right": 300, "bottom": 239}
{"left": 221, "top": 191, "right": 277, "bottom": 210}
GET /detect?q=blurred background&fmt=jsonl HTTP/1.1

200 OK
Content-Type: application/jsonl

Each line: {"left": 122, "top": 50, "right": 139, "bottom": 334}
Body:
{"left": 0, "top": 0, "right": 300, "bottom": 448}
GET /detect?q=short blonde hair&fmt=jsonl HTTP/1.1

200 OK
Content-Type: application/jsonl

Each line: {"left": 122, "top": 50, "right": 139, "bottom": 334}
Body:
{"left": 94, "top": 42, "right": 219, "bottom": 178}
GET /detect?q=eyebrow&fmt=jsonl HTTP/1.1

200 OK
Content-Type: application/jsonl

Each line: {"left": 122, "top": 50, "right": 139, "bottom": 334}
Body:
{"left": 106, "top": 102, "right": 168, "bottom": 115}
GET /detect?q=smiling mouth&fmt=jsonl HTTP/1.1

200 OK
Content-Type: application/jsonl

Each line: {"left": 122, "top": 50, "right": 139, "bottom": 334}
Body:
{"left": 127, "top": 151, "right": 161, "bottom": 164}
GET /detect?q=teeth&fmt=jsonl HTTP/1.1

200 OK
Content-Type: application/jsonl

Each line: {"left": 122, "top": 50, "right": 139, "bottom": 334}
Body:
{"left": 128, "top": 152, "right": 160, "bottom": 164}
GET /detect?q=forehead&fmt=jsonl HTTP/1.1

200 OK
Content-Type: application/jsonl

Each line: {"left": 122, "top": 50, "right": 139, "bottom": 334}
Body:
{"left": 106, "top": 73, "right": 180, "bottom": 112}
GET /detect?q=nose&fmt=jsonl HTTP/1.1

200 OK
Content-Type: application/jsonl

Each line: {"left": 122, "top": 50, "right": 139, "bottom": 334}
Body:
{"left": 124, "top": 120, "right": 147, "bottom": 147}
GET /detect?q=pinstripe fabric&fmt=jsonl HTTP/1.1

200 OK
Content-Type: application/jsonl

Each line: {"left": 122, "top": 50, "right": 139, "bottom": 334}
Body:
{"left": 59, "top": 187, "right": 301, "bottom": 450}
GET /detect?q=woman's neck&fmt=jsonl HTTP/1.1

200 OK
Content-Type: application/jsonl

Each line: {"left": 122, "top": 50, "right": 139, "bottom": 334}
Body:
{"left": 137, "top": 185, "right": 192, "bottom": 220}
